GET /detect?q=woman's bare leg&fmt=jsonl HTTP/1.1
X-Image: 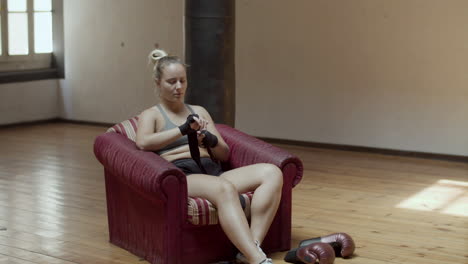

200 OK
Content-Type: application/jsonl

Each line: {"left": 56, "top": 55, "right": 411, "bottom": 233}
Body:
{"left": 220, "top": 163, "right": 283, "bottom": 245}
{"left": 187, "top": 175, "right": 266, "bottom": 264}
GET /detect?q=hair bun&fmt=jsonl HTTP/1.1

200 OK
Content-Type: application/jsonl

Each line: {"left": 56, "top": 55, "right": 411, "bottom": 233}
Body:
{"left": 149, "top": 49, "right": 168, "bottom": 65}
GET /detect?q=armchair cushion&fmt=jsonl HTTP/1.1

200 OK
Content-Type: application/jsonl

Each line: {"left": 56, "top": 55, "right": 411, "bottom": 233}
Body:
{"left": 189, "top": 192, "right": 253, "bottom": 225}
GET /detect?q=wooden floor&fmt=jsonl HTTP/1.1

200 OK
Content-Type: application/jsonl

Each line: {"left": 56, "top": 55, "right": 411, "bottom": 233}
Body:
{"left": 0, "top": 123, "right": 466, "bottom": 264}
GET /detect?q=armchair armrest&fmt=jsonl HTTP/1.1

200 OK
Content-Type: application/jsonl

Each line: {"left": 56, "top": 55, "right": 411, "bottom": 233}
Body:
{"left": 93, "top": 132, "right": 187, "bottom": 202}
{"left": 216, "top": 124, "right": 303, "bottom": 187}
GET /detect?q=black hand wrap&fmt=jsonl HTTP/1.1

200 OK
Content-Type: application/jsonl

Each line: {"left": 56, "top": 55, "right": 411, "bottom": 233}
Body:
{"left": 181, "top": 113, "right": 207, "bottom": 174}
{"left": 178, "top": 114, "right": 199, "bottom": 135}
{"left": 201, "top": 130, "right": 218, "bottom": 148}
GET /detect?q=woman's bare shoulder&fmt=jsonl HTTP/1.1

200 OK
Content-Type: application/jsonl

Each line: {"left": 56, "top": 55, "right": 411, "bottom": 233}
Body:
{"left": 139, "top": 105, "right": 161, "bottom": 119}
{"left": 137, "top": 105, "right": 165, "bottom": 132}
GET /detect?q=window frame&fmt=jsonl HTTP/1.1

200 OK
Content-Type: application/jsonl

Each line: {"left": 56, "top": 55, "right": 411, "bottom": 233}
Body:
{"left": 0, "top": 0, "right": 63, "bottom": 83}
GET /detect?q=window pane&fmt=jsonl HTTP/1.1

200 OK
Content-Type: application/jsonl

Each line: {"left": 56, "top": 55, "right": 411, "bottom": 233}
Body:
{"left": 8, "top": 0, "right": 27, "bottom": 12}
{"left": 34, "top": 12, "right": 53, "bottom": 53}
{"left": 8, "top": 13, "right": 29, "bottom": 55}
{"left": 34, "top": 0, "right": 52, "bottom": 11}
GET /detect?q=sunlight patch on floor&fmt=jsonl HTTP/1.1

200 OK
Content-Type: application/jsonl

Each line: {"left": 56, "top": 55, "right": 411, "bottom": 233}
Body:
{"left": 396, "top": 179, "right": 468, "bottom": 217}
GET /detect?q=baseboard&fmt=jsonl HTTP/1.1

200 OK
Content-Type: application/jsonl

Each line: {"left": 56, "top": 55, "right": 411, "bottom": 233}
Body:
{"left": 0, "top": 118, "right": 113, "bottom": 128}
{"left": 259, "top": 137, "right": 468, "bottom": 163}
{"left": 59, "top": 118, "right": 114, "bottom": 127}
{"left": 0, "top": 118, "right": 62, "bottom": 128}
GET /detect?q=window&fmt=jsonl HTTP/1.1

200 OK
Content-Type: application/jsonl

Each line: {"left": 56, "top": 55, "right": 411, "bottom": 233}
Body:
{"left": 0, "top": 0, "right": 59, "bottom": 74}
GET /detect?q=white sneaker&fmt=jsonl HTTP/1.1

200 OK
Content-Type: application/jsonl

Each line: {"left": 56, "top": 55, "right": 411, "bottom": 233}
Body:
{"left": 235, "top": 253, "right": 249, "bottom": 264}
{"left": 254, "top": 240, "right": 266, "bottom": 257}
{"left": 235, "top": 240, "right": 267, "bottom": 264}
{"left": 236, "top": 256, "right": 273, "bottom": 264}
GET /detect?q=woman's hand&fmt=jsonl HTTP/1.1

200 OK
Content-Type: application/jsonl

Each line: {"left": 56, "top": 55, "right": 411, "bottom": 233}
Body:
{"left": 192, "top": 116, "right": 208, "bottom": 131}
{"left": 179, "top": 114, "right": 208, "bottom": 135}
{"left": 197, "top": 130, "right": 206, "bottom": 147}
{"left": 193, "top": 116, "right": 212, "bottom": 147}
{"left": 197, "top": 130, "right": 218, "bottom": 148}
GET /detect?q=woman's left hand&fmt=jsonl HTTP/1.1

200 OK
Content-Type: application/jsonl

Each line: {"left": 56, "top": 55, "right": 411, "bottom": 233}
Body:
{"left": 197, "top": 130, "right": 206, "bottom": 147}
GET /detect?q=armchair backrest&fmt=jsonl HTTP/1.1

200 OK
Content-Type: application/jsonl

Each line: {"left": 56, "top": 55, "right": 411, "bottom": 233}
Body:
{"left": 107, "top": 116, "right": 139, "bottom": 141}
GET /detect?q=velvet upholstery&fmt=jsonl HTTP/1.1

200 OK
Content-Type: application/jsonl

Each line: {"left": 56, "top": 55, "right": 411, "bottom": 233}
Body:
{"left": 94, "top": 123, "right": 303, "bottom": 264}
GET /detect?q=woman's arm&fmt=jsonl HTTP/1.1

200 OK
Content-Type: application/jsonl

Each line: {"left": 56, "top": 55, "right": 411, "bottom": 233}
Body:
{"left": 135, "top": 108, "right": 183, "bottom": 151}
{"left": 194, "top": 106, "right": 230, "bottom": 162}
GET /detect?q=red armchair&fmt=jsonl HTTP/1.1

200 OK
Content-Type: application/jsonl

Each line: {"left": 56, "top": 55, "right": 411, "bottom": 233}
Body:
{"left": 94, "top": 123, "right": 303, "bottom": 264}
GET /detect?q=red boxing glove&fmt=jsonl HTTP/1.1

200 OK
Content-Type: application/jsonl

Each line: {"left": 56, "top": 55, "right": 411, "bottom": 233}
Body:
{"left": 299, "top": 233, "right": 355, "bottom": 258}
{"left": 284, "top": 242, "right": 335, "bottom": 264}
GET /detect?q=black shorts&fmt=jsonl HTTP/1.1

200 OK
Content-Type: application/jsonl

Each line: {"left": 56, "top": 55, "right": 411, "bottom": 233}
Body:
{"left": 172, "top": 157, "right": 223, "bottom": 176}
{"left": 173, "top": 158, "right": 246, "bottom": 208}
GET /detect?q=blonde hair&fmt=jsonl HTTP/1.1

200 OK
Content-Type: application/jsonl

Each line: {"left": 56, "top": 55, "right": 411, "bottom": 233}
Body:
{"left": 148, "top": 49, "right": 184, "bottom": 81}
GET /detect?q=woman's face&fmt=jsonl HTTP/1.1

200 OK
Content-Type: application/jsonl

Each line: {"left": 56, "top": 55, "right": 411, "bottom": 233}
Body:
{"left": 157, "top": 63, "right": 187, "bottom": 103}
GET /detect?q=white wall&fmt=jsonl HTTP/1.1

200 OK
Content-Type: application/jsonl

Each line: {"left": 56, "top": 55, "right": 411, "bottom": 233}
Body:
{"left": 2, "top": 1, "right": 466, "bottom": 157}
{"left": 60, "top": 0, "right": 184, "bottom": 122}
{"left": 0, "top": 80, "right": 59, "bottom": 125}
{"left": 236, "top": 0, "right": 468, "bottom": 156}
{"left": 0, "top": 0, "right": 183, "bottom": 126}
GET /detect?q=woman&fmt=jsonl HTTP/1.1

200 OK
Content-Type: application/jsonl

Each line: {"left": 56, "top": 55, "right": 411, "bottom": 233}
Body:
{"left": 135, "top": 49, "right": 283, "bottom": 264}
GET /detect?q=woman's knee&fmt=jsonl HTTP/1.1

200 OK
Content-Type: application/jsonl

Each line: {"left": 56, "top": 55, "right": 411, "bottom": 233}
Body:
{"left": 213, "top": 178, "right": 239, "bottom": 203}
{"left": 258, "top": 163, "right": 283, "bottom": 189}
{"left": 188, "top": 176, "right": 239, "bottom": 204}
